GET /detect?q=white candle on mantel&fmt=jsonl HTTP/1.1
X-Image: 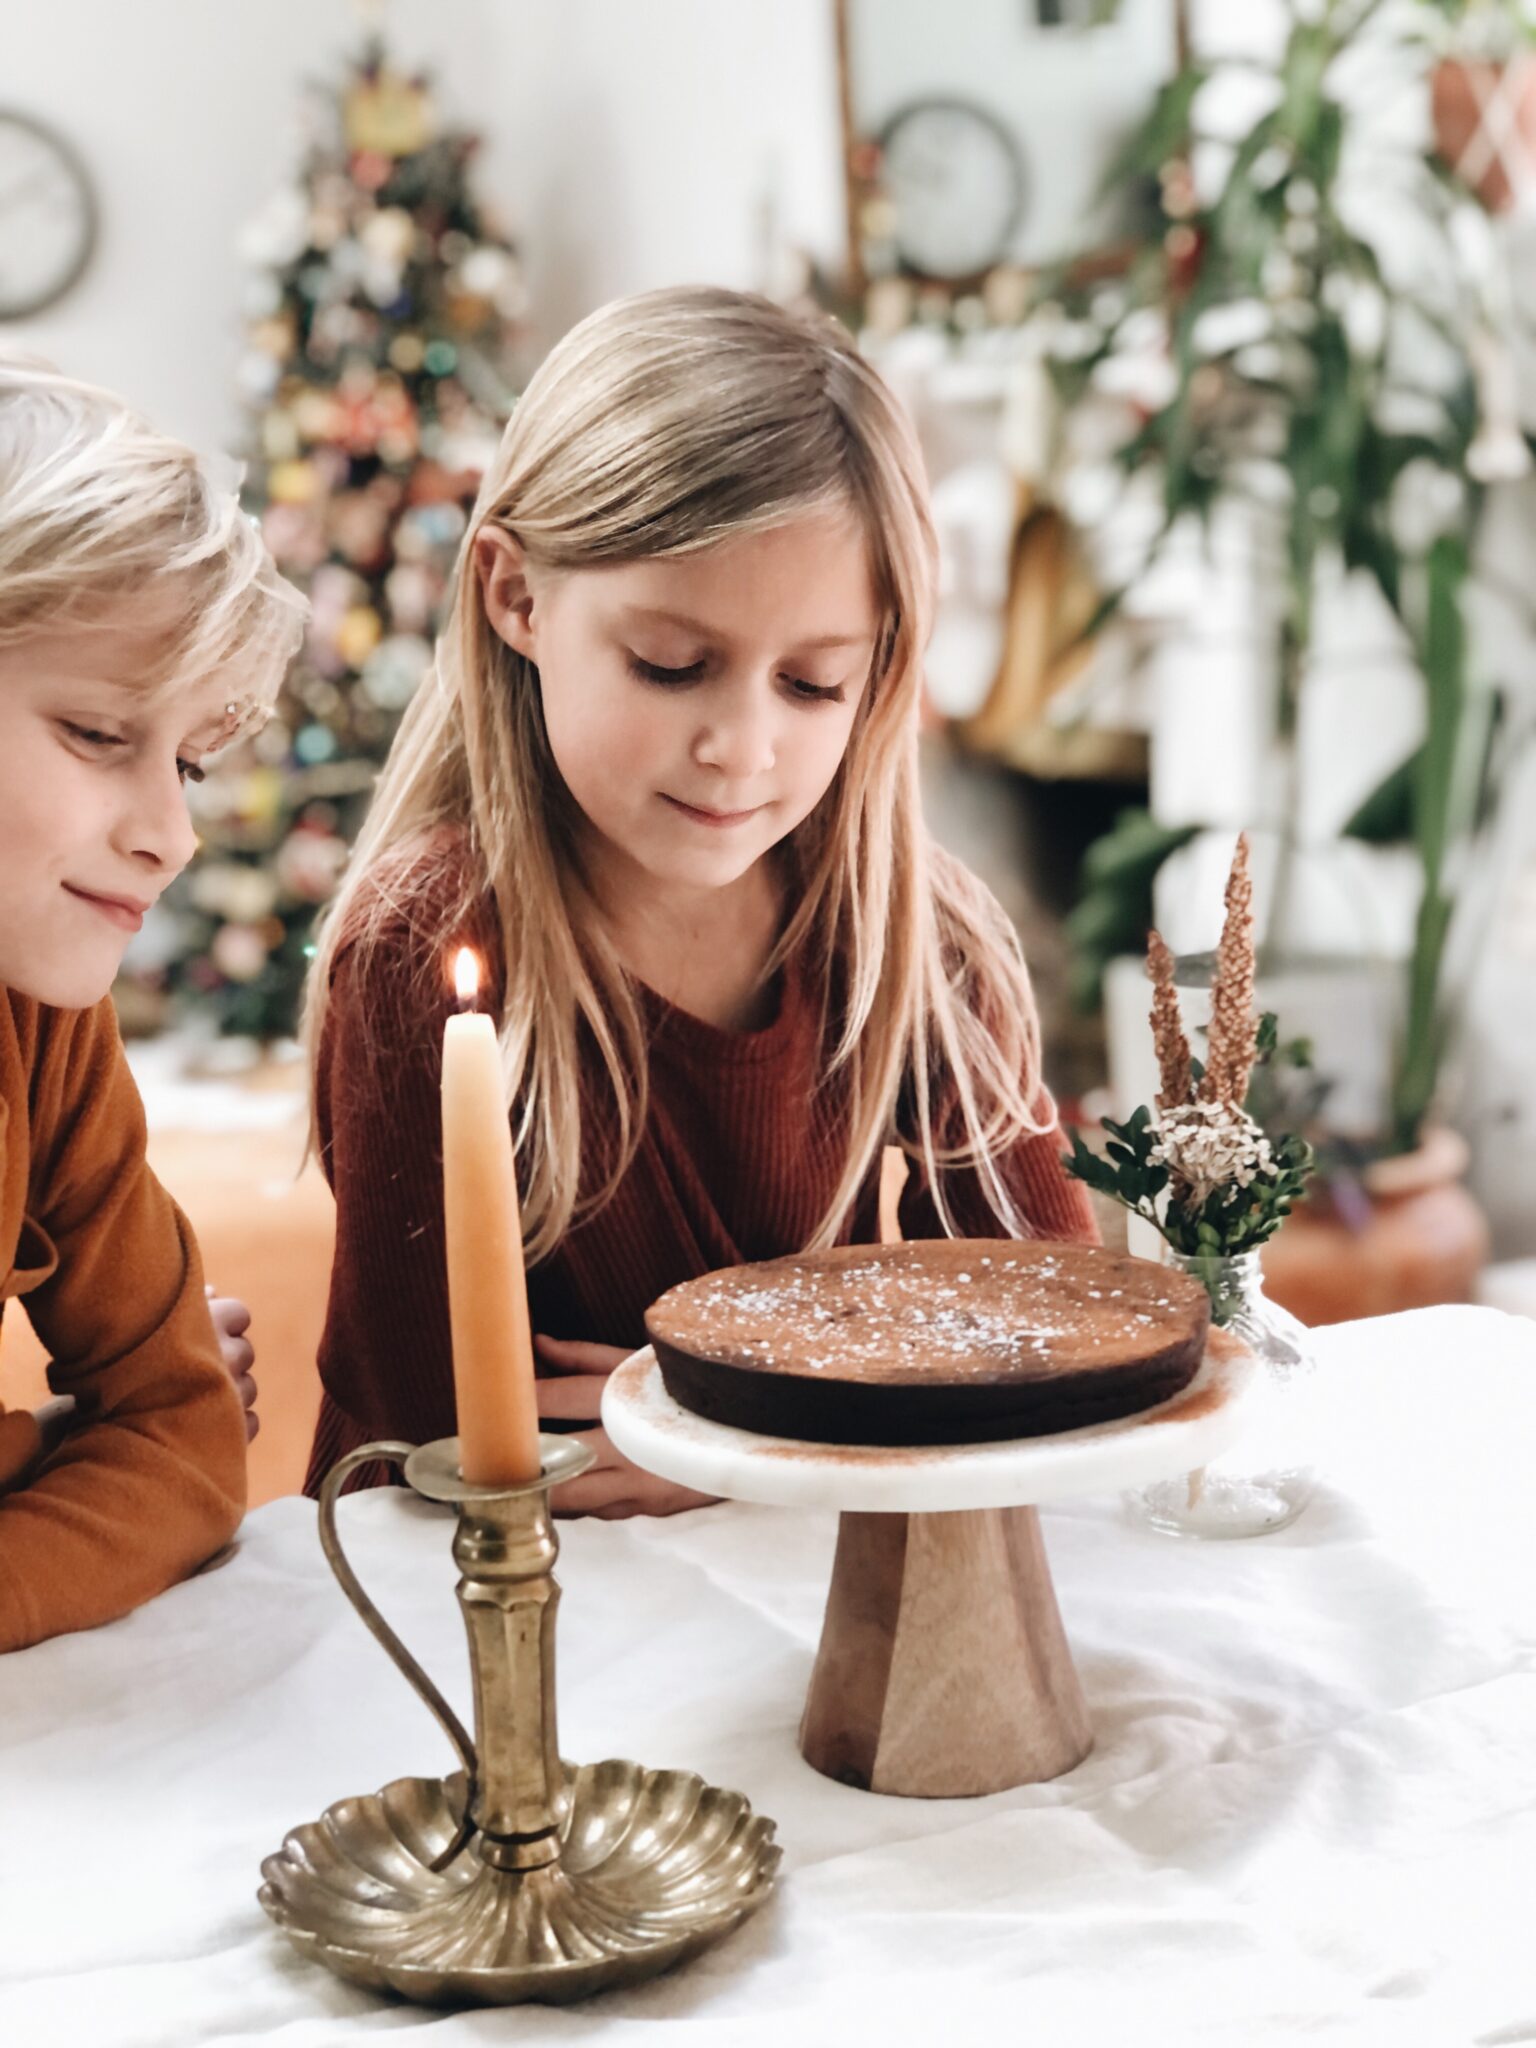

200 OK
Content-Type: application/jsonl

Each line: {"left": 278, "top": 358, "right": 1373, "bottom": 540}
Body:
{"left": 440, "top": 946, "right": 542, "bottom": 1486}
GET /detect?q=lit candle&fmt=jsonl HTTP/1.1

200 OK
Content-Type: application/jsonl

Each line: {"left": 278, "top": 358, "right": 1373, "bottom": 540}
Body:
{"left": 440, "top": 946, "right": 542, "bottom": 1485}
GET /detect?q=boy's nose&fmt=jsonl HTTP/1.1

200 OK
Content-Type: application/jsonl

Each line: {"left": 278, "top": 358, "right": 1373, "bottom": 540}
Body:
{"left": 118, "top": 762, "right": 199, "bottom": 879}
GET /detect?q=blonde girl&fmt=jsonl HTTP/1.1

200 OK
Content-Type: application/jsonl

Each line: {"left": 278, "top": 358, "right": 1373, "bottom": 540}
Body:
{"left": 0, "top": 359, "right": 305, "bottom": 1648}
{"left": 306, "top": 286, "right": 1095, "bottom": 1515}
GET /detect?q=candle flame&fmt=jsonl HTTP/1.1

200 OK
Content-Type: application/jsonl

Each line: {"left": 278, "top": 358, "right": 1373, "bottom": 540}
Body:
{"left": 453, "top": 947, "right": 481, "bottom": 1005}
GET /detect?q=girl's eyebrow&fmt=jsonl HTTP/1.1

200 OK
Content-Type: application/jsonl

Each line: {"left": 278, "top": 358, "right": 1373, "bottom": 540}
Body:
{"left": 618, "top": 604, "right": 870, "bottom": 650}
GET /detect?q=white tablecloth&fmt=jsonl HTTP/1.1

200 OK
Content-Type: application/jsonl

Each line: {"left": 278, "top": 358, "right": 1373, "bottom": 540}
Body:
{"left": 3, "top": 1306, "right": 1534, "bottom": 2047}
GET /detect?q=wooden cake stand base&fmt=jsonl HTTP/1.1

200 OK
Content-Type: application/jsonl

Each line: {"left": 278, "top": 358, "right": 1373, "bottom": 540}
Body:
{"left": 604, "top": 1336, "right": 1250, "bottom": 1800}
{"left": 800, "top": 1505, "right": 1090, "bottom": 1795}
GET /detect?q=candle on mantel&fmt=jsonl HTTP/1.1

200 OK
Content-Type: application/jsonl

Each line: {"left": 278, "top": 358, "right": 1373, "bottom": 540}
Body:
{"left": 440, "top": 946, "right": 542, "bottom": 1486}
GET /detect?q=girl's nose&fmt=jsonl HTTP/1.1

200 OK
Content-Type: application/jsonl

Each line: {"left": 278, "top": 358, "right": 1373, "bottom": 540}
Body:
{"left": 691, "top": 683, "right": 777, "bottom": 780}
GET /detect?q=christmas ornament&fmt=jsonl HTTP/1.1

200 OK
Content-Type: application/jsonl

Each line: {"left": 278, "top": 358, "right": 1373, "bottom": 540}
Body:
{"left": 276, "top": 823, "right": 351, "bottom": 903}
{"left": 344, "top": 66, "right": 434, "bottom": 158}
{"left": 362, "top": 632, "right": 432, "bottom": 708}
{"left": 268, "top": 458, "right": 320, "bottom": 504}
{"left": 212, "top": 923, "right": 272, "bottom": 984}
{"left": 191, "top": 863, "right": 281, "bottom": 924}
{"left": 336, "top": 603, "right": 384, "bottom": 669}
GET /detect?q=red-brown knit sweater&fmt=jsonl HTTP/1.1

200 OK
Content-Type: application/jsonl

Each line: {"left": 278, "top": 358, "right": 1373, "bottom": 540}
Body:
{"left": 306, "top": 886, "right": 1097, "bottom": 1495}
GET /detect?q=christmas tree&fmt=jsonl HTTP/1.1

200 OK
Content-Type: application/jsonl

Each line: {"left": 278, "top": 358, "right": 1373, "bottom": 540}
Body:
{"left": 122, "top": 39, "right": 520, "bottom": 1042}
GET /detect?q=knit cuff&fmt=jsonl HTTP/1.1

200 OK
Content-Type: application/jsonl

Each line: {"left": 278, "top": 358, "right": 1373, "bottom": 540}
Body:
{"left": 0, "top": 1408, "right": 43, "bottom": 1493}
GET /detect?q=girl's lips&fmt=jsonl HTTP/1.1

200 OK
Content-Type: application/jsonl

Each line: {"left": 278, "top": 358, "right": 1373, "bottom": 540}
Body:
{"left": 661, "top": 794, "right": 763, "bottom": 829}
{"left": 64, "top": 884, "right": 148, "bottom": 933}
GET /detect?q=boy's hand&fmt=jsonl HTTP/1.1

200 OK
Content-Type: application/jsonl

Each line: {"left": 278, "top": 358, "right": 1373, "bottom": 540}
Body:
{"left": 206, "top": 1287, "right": 259, "bottom": 1443}
{"left": 33, "top": 1394, "right": 77, "bottom": 1460}
{"left": 533, "top": 1334, "right": 718, "bottom": 1519}
{"left": 0, "top": 1397, "right": 76, "bottom": 1495}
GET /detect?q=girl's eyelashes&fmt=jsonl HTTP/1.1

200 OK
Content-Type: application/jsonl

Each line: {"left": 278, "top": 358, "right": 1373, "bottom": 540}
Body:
{"left": 626, "top": 654, "right": 845, "bottom": 703}
{"left": 629, "top": 654, "right": 706, "bottom": 686}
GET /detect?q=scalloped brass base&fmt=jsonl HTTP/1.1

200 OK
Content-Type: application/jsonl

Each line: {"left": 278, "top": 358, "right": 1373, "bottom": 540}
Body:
{"left": 259, "top": 1761, "right": 780, "bottom": 2007}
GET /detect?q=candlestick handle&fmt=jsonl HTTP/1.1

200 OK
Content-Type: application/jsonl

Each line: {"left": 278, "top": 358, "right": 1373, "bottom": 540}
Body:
{"left": 318, "top": 1432, "right": 598, "bottom": 1877}
{"left": 317, "top": 1442, "right": 481, "bottom": 1868}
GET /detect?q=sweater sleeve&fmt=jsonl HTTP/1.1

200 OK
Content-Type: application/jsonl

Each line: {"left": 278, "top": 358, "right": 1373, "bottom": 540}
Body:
{"left": 0, "top": 1001, "right": 247, "bottom": 1653}
{"left": 313, "top": 927, "right": 460, "bottom": 1449}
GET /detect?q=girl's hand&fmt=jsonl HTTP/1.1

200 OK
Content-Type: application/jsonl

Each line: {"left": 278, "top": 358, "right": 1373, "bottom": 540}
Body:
{"left": 206, "top": 1286, "right": 259, "bottom": 1443}
{"left": 534, "top": 1334, "right": 718, "bottom": 1519}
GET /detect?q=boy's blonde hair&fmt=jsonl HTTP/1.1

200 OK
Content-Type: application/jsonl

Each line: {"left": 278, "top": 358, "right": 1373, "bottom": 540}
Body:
{"left": 308, "top": 286, "right": 1051, "bottom": 1262}
{"left": 0, "top": 356, "right": 306, "bottom": 728}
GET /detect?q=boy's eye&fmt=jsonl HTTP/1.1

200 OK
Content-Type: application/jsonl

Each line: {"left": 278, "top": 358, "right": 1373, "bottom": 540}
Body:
{"left": 62, "top": 721, "right": 126, "bottom": 750}
{"left": 63, "top": 721, "right": 204, "bottom": 783}
{"left": 629, "top": 654, "right": 706, "bottom": 686}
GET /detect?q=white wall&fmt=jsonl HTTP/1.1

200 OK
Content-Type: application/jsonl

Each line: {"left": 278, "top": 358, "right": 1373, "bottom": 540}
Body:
{"left": 2, "top": 0, "right": 844, "bottom": 454}
{"left": 845, "top": 0, "right": 1176, "bottom": 266}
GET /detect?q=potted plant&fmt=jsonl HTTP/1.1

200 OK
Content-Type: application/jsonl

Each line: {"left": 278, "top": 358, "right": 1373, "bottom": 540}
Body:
{"left": 1041, "top": 0, "right": 1511, "bottom": 1320}
{"left": 1426, "top": 0, "right": 1536, "bottom": 213}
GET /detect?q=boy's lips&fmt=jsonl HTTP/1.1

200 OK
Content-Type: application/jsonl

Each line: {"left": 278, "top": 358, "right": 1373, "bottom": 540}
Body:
{"left": 63, "top": 884, "right": 151, "bottom": 933}
{"left": 660, "top": 794, "right": 764, "bottom": 829}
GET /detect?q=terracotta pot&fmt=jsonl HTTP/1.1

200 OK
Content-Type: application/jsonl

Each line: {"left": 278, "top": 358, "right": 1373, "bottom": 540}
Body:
{"left": 1260, "top": 1127, "right": 1490, "bottom": 1328}
{"left": 1431, "top": 56, "right": 1536, "bottom": 213}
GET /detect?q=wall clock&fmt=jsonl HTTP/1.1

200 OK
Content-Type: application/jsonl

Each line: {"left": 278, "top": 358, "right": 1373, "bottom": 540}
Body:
{"left": 877, "top": 96, "right": 1028, "bottom": 280}
{"left": 0, "top": 110, "right": 98, "bottom": 319}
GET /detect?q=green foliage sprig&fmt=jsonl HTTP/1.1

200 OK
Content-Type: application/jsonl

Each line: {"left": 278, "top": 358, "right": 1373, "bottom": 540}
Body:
{"left": 1067, "top": 1094, "right": 1314, "bottom": 1260}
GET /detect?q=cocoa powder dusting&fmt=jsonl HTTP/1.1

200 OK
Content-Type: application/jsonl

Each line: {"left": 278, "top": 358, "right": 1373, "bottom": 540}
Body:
{"left": 648, "top": 1239, "right": 1208, "bottom": 1389}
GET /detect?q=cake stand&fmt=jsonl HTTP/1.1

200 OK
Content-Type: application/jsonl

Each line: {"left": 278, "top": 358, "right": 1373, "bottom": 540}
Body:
{"left": 603, "top": 1333, "right": 1253, "bottom": 1799}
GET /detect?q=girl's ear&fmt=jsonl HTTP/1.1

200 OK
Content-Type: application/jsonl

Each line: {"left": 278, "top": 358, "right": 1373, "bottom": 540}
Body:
{"left": 474, "top": 527, "right": 539, "bottom": 661}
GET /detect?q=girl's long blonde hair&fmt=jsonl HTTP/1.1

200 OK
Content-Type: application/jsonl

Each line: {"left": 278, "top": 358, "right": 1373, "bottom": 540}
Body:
{"left": 0, "top": 356, "right": 306, "bottom": 719}
{"left": 307, "top": 287, "right": 1051, "bottom": 1263}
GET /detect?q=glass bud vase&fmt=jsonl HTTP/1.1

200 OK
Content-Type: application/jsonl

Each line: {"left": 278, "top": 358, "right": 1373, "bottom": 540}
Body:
{"left": 1127, "top": 1249, "right": 1317, "bottom": 1539}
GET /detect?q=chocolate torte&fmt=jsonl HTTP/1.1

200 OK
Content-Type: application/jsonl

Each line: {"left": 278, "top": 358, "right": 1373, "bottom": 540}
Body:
{"left": 645, "top": 1240, "right": 1210, "bottom": 1446}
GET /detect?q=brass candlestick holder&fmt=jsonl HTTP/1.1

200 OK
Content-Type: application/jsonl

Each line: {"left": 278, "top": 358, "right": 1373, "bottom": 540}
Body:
{"left": 259, "top": 1434, "right": 780, "bottom": 2008}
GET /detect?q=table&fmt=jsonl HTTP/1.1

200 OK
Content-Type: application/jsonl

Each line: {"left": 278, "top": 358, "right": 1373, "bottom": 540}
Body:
{"left": 3, "top": 1306, "right": 1534, "bottom": 2046}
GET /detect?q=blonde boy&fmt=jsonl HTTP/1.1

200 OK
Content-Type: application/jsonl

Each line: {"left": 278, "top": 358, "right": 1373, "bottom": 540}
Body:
{"left": 0, "top": 360, "right": 305, "bottom": 1650}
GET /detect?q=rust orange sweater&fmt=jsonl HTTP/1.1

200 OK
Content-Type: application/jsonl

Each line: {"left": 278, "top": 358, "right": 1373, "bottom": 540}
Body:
{"left": 307, "top": 885, "right": 1098, "bottom": 1495}
{"left": 0, "top": 987, "right": 248, "bottom": 1652}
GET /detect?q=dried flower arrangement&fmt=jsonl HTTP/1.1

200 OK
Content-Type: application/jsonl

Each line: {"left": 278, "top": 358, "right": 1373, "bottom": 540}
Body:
{"left": 1067, "top": 836, "right": 1314, "bottom": 1274}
